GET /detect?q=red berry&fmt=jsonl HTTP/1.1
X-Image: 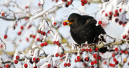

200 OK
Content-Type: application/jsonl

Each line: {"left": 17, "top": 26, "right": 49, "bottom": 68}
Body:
{"left": 32, "top": 35, "right": 36, "bottom": 39}
{"left": 81, "top": 2, "right": 85, "bottom": 6}
{"left": 114, "top": 14, "right": 117, "bottom": 17}
{"left": 81, "top": 48, "right": 85, "bottom": 52}
{"left": 68, "top": 1, "right": 71, "bottom": 5}
{"left": 93, "top": 54, "right": 97, "bottom": 58}
{"left": 77, "top": 59, "right": 81, "bottom": 62}
{"left": 103, "top": 61, "right": 107, "bottom": 64}
{"left": 5, "top": 64, "right": 10, "bottom": 68}
{"left": 25, "top": 18, "right": 28, "bottom": 20}
{"left": 94, "top": 60, "right": 97, "bottom": 64}
{"left": 123, "top": 24, "right": 125, "bottom": 27}
{"left": 91, "top": 61, "right": 94, "bottom": 65}
{"left": 48, "top": 64, "right": 51, "bottom": 67}
{"left": 55, "top": 53, "right": 59, "bottom": 57}
{"left": 33, "top": 57, "right": 36, "bottom": 62}
{"left": 40, "top": 31, "right": 43, "bottom": 35}
{"left": 77, "top": 56, "right": 81, "bottom": 60}
{"left": 26, "top": 38, "right": 29, "bottom": 42}
{"left": 85, "top": 57, "right": 89, "bottom": 61}
{"left": 57, "top": 45, "right": 60, "bottom": 47}
{"left": 112, "top": 53, "right": 115, "bottom": 57}
{"left": 37, "top": 58, "right": 40, "bottom": 62}
{"left": 67, "top": 63, "right": 71, "bottom": 67}
{"left": 109, "top": 63, "right": 115, "bottom": 67}
{"left": 109, "top": 63, "right": 112, "bottom": 66}
{"left": 60, "top": 55, "right": 63, "bottom": 57}
{"left": 127, "top": 37, "right": 129, "bottom": 40}
{"left": 124, "top": 50, "right": 128, "bottom": 54}
{"left": 0, "top": 45, "right": 3, "bottom": 48}
{"left": 95, "top": 48, "right": 98, "bottom": 51}
{"left": 109, "top": 12, "right": 112, "bottom": 16}
{"left": 115, "top": 61, "right": 118, "bottom": 64}
{"left": 63, "top": 22, "right": 67, "bottom": 25}
{"left": 41, "top": 43, "right": 44, "bottom": 47}
{"left": 44, "top": 42, "right": 48, "bottom": 46}
{"left": 18, "top": 31, "right": 21, "bottom": 35}
{"left": 14, "top": 60, "right": 18, "bottom": 64}
{"left": 98, "top": 56, "right": 101, "bottom": 60}
{"left": 102, "top": 10, "right": 105, "bottom": 13}
{"left": 119, "top": 8, "right": 122, "bottom": 12}
{"left": 85, "top": 48, "right": 88, "bottom": 51}
{"left": 123, "top": 35, "right": 127, "bottom": 39}
{"left": 53, "top": 22, "right": 57, "bottom": 26}
{"left": 20, "top": 26, "right": 24, "bottom": 30}
{"left": 98, "top": 21, "right": 102, "bottom": 25}
{"left": 47, "top": 31, "right": 50, "bottom": 34}
{"left": 64, "top": 63, "right": 67, "bottom": 67}
{"left": 105, "top": 13, "right": 108, "bottom": 16}
{"left": 75, "top": 59, "right": 77, "bottom": 62}
{"left": 1, "top": 13, "right": 5, "bottom": 16}
{"left": 16, "top": 56, "right": 20, "bottom": 60}
{"left": 25, "top": 6, "right": 29, "bottom": 9}
{"left": 37, "top": 30, "right": 41, "bottom": 33}
{"left": 38, "top": 3, "right": 41, "bottom": 6}
{"left": 84, "top": 0, "right": 87, "bottom": 4}
{"left": 36, "top": 38, "right": 40, "bottom": 41}
{"left": 121, "top": 50, "right": 124, "bottom": 53}
{"left": 128, "top": 62, "right": 129, "bottom": 65}
{"left": 24, "top": 64, "right": 28, "bottom": 68}
{"left": 53, "top": 41, "right": 56, "bottom": 44}
{"left": 115, "top": 18, "right": 119, "bottom": 22}
{"left": 114, "top": 48, "right": 118, "bottom": 51}
{"left": 4, "top": 35, "right": 7, "bottom": 39}
{"left": 89, "top": 48, "right": 92, "bottom": 52}
{"left": 115, "top": 10, "right": 118, "bottom": 13}
{"left": 56, "top": 41, "right": 60, "bottom": 45}
{"left": 119, "top": 21, "right": 122, "bottom": 25}
{"left": 33, "top": 66, "right": 37, "bottom": 68}
{"left": 81, "top": 0, "right": 84, "bottom": 2}
{"left": 83, "top": 62, "right": 86, "bottom": 66}
{"left": 113, "top": 58, "right": 116, "bottom": 62}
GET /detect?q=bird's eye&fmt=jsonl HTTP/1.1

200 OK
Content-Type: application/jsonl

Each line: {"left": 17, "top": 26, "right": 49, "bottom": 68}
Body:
{"left": 69, "top": 20, "right": 73, "bottom": 22}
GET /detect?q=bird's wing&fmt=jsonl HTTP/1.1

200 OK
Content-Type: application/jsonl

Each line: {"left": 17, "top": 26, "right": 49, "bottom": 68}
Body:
{"left": 86, "top": 19, "right": 106, "bottom": 34}
{"left": 82, "top": 15, "right": 94, "bottom": 20}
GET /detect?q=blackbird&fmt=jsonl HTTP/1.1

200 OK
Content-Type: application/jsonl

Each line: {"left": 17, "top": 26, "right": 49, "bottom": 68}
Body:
{"left": 64, "top": 13, "right": 109, "bottom": 53}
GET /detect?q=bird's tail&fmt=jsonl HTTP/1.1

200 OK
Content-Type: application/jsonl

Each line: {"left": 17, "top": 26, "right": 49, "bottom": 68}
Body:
{"left": 99, "top": 47, "right": 114, "bottom": 53}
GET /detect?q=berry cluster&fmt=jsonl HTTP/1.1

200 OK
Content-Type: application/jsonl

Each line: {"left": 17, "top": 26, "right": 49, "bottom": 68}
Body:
{"left": 64, "top": 62, "right": 71, "bottom": 67}
{"left": 81, "top": 0, "right": 88, "bottom": 6}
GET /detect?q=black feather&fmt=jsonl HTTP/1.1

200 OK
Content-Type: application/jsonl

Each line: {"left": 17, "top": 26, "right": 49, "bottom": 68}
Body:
{"left": 68, "top": 13, "right": 109, "bottom": 53}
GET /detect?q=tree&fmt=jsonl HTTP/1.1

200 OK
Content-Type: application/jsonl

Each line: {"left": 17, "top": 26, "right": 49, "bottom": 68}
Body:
{"left": 0, "top": 0, "right": 129, "bottom": 68}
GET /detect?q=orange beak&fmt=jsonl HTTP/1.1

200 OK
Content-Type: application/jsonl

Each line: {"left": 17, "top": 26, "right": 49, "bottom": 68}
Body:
{"left": 63, "top": 20, "right": 72, "bottom": 26}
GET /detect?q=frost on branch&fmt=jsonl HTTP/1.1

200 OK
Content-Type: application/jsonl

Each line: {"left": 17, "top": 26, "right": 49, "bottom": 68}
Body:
{"left": 0, "top": 0, "right": 129, "bottom": 68}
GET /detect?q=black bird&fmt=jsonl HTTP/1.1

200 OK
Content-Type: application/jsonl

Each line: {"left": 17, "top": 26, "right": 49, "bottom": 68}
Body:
{"left": 63, "top": 13, "right": 109, "bottom": 53}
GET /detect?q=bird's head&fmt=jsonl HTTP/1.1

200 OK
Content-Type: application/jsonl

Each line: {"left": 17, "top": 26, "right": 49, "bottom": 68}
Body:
{"left": 63, "top": 13, "right": 81, "bottom": 26}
